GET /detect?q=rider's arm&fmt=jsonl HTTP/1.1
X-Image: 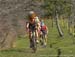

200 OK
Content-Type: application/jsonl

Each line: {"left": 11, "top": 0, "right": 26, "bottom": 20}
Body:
{"left": 46, "top": 26, "right": 48, "bottom": 34}
{"left": 37, "top": 22, "right": 41, "bottom": 29}
{"left": 26, "top": 22, "right": 29, "bottom": 31}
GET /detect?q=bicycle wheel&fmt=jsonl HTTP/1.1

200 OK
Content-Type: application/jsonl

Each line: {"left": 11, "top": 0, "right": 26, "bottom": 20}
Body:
{"left": 41, "top": 31, "right": 46, "bottom": 47}
{"left": 31, "top": 31, "right": 37, "bottom": 52}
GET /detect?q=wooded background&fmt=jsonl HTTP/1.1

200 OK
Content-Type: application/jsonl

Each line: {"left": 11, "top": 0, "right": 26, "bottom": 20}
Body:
{"left": 0, "top": 0, "right": 75, "bottom": 50}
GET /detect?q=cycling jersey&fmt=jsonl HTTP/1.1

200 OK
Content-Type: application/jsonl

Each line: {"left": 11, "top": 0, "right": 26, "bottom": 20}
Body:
{"left": 41, "top": 25, "right": 47, "bottom": 34}
{"left": 29, "top": 21, "right": 37, "bottom": 31}
{"left": 27, "top": 16, "right": 40, "bottom": 32}
{"left": 41, "top": 25, "right": 47, "bottom": 31}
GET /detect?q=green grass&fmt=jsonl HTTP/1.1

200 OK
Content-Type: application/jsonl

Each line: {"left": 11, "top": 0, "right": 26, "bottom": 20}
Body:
{"left": 0, "top": 19, "right": 75, "bottom": 57}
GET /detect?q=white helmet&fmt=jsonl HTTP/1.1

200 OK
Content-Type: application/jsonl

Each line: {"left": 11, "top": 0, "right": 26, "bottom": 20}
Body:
{"left": 29, "top": 11, "right": 34, "bottom": 15}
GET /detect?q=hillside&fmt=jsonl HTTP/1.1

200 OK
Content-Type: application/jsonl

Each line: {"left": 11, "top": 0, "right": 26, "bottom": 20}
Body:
{"left": 0, "top": 0, "right": 44, "bottom": 49}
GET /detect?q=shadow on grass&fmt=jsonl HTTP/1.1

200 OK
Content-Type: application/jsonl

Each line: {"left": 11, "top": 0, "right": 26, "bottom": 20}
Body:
{"left": 0, "top": 48, "right": 34, "bottom": 53}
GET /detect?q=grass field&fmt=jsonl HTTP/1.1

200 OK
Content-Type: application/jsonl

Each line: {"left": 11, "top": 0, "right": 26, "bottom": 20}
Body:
{"left": 0, "top": 19, "right": 74, "bottom": 57}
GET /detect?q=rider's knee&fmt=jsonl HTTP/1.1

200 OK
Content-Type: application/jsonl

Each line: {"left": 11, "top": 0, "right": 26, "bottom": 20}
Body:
{"left": 35, "top": 30, "right": 38, "bottom": 37}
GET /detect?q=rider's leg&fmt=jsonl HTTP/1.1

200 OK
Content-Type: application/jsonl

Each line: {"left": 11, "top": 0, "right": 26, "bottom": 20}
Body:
{"left": 36, "top": 25, "right": 41, "bottom": 43}
{"left": 43, "top": 31, "right": 47, "bottom": 46}
{"left": 35, "top": 30, "right": 39, "bottom": 43}
{"left": 40, "top": 31, "right": 44, "bottom": 45}
{"left": 44, "top": 34, "right": 47, "bottom": 45}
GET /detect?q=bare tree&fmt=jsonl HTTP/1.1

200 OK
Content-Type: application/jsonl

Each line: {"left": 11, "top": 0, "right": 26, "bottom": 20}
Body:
{"left": 54, "top": 1, "right": 64, "bottom": 37}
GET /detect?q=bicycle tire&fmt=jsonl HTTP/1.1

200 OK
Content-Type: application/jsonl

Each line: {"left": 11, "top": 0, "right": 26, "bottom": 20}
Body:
{"left": 31, "top": 31, "right": 37, "bottom": 52}
{"left": 41, "top": 31, "right": 46, "bottom": 46}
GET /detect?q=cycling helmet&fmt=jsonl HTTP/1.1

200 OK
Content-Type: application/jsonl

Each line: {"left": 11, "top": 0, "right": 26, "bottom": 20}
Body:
{"left": 29, "top": 11, "right": 34, "bottom": 15}
{"left": 28, "top": 11, "right": 36, "bottom": 20}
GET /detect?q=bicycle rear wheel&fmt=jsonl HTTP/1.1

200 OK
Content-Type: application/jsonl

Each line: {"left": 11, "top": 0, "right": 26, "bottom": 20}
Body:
{"left": 41, "top": 31, "right": 46, "bottom": 47}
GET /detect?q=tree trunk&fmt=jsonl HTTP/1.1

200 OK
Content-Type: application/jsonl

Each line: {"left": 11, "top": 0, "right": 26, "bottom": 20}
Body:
{"left": 55, "top": 11, "right": 63, "bottom": 37}
{"left": 72, "top": 0, "right": 75, "bottom": 37}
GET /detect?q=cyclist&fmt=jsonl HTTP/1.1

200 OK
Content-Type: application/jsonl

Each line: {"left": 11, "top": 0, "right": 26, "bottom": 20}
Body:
{"left": 40, "top": 19, "right": 48, "bottom": 47}
{"left": 26, "top": 11, "right": 40, "bottom": 48}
